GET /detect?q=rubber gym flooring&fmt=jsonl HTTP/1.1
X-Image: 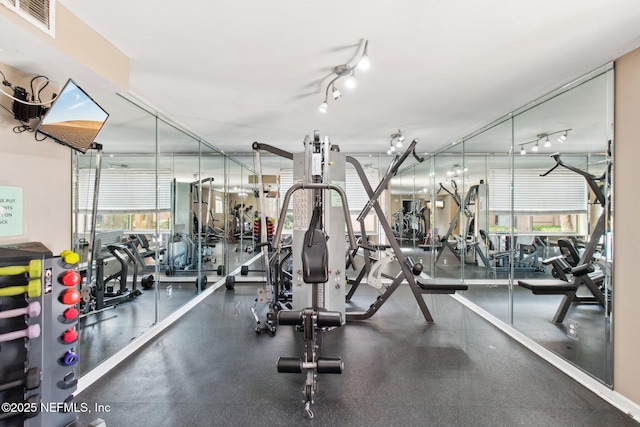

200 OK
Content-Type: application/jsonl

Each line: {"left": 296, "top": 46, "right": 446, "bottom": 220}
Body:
{"left": 75, "top": 279, "right": 637, "bottom": 426}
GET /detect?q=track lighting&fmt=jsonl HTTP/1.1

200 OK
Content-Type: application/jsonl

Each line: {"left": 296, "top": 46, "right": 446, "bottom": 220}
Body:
{"left": 318, "top": 39, "right": 370, "bottom": 113}
{"left": 387, "top": 129, "right": 405, "bottom": 154}
{"left": 446, "top": 164, "right": 468, "bottom": 180}
{"left": 518, "top": 128, "right": 571, "bottom": 155}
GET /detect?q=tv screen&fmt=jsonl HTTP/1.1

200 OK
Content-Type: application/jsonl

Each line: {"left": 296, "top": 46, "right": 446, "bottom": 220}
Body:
{"left": 36, "top": 79, "right": 109, "bottom": 154}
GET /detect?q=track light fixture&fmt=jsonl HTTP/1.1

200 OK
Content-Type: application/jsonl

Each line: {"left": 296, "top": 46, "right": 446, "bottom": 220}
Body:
{"left": 518, "top": 128, "right": 571, "bottom": 155}
{"left": 387, "top": 129, "right": 405, "bottom": 154}
{"left": 318, "top": 39, "right": 370, "bottom": 113}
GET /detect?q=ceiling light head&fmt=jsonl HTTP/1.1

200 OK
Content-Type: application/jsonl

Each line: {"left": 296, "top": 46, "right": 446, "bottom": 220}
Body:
{"left": 345, "top": 72, "right": 356, "bottom": 89}
{"left": 544, "top": 137, "right": 551, "bottom": 148}
{"left": 319, "top": 101, "right": 328, "bottom": 113}
{"left": 520, "top": 146, "right": 526, "bottom": 155}
{"left": 358, "top": 40, "right": 370, "bottom": 71}
{"left": 390, "top": 129, "right": 404, "bottom": 148}
{"left": 532, "top": 142, "right": 539, "bottom": 152}
{"left": 331, "top": 85, "right": 341, "bottom": 100}
{"left": 558, "top": 131, "right": 568, "bottom": 142}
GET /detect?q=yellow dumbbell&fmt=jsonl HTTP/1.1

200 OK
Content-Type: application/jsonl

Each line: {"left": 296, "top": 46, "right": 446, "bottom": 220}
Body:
{"left": 59, "top": 250, "right": 80, "bottom": 265}
{"left": 0, "top": 260, "right": 41, "bottom": 279}
{"left": 0, "top": 279, "right": 42, "bottom": 298}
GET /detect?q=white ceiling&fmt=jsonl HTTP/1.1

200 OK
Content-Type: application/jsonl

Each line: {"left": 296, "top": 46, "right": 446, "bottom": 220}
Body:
{"left": 1, "top": 1, "right": 640, "bottom": 165}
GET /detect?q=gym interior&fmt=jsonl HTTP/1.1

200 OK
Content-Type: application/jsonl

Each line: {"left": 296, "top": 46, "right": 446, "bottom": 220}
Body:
{"left": 1, "top": 3, "right": 640, "bottom": 427}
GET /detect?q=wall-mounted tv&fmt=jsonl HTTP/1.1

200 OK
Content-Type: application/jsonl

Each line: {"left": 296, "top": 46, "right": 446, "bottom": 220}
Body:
{"left": 36, "top": 79, "right": 109, "bottom": 154}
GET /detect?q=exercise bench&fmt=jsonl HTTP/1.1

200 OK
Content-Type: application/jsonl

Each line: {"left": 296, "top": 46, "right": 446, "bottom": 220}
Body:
{"left": 518, "top": 263, "right": 605, "bottom": 323}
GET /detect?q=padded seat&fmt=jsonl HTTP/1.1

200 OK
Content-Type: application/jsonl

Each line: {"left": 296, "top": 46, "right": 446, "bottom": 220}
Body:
{"left": 517, "top": 279, "right": 577, "bottom": 294}
{"left": 416, "top": 278, "right": 468, "bottom": 293}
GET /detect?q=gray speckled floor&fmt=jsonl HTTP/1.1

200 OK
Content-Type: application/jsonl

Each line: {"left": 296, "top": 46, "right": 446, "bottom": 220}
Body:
{"left": 75, "top": 283, "right": 637, "bottom": 427}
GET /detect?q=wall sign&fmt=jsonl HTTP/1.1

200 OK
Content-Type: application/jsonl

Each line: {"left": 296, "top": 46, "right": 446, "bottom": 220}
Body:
{"left": 0, "top": 186, "right": 23, "bottom": 236}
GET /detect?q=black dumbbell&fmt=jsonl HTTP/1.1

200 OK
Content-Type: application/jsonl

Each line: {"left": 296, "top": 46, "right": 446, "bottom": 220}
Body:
{"left": 0, "top": 367, "right": 41, "bottom": 393}
{"left": 240, "top": 264, "right": 266, "bottom": 276}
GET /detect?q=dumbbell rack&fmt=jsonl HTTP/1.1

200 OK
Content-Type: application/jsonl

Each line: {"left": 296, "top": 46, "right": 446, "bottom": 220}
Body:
{"left": 0, "top": 242, "right": 80, "bottom": 427}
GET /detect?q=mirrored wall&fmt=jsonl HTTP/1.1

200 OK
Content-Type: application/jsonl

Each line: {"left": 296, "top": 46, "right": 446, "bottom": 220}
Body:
{"left": 72, "top": 94, "right": 233, "bottom": 376}
{"left": 390, "top": 64, "right": 614, "bottom": 384}
{"left": 72, "top": 63, "right": 614, "bottom": 387}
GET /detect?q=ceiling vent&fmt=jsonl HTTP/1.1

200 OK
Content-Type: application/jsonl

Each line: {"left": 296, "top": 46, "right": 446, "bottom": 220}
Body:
{"left": 1, "top": 0, "right": 55, "bottom": 36}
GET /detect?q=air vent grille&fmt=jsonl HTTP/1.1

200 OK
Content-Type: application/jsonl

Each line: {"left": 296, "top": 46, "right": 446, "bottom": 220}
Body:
{"left": 1, "top": 0, "right": 55, "bottom": 35}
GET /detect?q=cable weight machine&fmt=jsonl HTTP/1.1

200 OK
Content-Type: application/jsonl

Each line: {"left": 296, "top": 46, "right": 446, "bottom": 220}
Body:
{"left": 252, "top": 131, "right": 357, "bottom": 418}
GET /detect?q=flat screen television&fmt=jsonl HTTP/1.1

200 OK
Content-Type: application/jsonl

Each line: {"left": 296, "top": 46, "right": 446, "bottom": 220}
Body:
{"left": 36, "top": 79, "right": 109, "bottom": 154}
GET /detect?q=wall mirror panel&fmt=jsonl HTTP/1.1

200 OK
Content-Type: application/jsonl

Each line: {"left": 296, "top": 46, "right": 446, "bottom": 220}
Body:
{"left": 456, "top": 119, "right": 513, "bottom": 322}
{"left": 511, "top": 67, "right": 613, "bottom": 384}
{"left": 387, "top": 64, "right": 614, "bottom": 385}
{"left": 199, "top": 149, "right": 228, "bottom": 285}
{"left": 225, "top": 157, "right": 258, "bottom": 273}
{"left": 432, "top": 145, "right": 464, "bottom": 280}
{"left": 156, "top": 120, "right": 205, "bottom": 319}
{"left": 73, "top": 96, "right": 160, "bottom": 376}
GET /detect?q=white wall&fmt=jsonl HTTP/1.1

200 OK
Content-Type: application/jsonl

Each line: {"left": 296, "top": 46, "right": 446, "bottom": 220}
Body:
{"left": 0, "top": 63, "right": 72, "bottom": 253}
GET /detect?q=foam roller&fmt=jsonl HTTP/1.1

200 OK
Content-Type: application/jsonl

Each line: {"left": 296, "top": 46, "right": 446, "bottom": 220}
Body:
{"left": 317, "top": 311, "right": 342, "bottom": 327}
{"left": 277, "top": 357, "right": 303, "bottom": 373}
{"left": 278, "top": 310, "right": 303, "bottom": 325}
{"left": 317, "top": 357, "right": 343, "bottom": 374}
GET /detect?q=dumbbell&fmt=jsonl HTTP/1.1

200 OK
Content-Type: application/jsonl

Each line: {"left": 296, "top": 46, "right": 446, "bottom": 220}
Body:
{"left": 405, "top": 256, "right": 424, "bottom": 275}
{"left": 0, "top": 301, "right": 41, "bottom": 319}
{"left": 0, "top": 394, "right": 40, "bottom": 421}
{"left": 0, "top": 324, "right": 41, "bottom": 343}
{"left": 0, "top": 279, "right": 42, "bottom": 298}
{"left": 0, "top": 367, "right": 41, "bottom": 392}
{"left": 240, "top": 264, "right": 266, "bottom": 276}
{"left": 0, "top": 259, "right": 41, "bottom": 278}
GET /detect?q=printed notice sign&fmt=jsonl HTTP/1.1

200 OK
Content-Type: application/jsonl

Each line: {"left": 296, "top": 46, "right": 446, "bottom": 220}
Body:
{"left": 0, "top": 186, "right": 23, "bottom": 236}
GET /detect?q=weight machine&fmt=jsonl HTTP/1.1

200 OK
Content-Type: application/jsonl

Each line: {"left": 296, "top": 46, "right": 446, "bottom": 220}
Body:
{"left": 435, "top": 181, "right": 478, "bottom": 264}
{"left": 252, "top": 131, "right": 357, "bottom": 418}
{"left": 250, "top": 132, "right": 468, "bottom": 417}
{"left": 518, "top": 150, "right": 612, "bottom": 321}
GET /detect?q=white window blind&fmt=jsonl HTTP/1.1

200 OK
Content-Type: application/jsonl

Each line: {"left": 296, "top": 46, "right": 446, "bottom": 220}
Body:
{"left": 488, "top": 168, "right": 587, "bottom": 215}
{"left": 345, "top": 167, "right": 379, "bottom": 212}
{"left": 279, "top": 167, "right": 379, "bottom": 212}
{"left": 78, "top": 169, "right": 172, "bottom": 213}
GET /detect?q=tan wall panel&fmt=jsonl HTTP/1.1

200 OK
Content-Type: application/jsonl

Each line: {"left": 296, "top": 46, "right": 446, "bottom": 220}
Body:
{"left": 613, "top": 46, "right": 640, "bottom": 403}
{"left": 0, "top": 4, "right": 128, "bottom": 90}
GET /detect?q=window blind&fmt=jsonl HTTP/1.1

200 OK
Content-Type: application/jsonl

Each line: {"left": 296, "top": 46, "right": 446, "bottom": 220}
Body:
{"left": 279, "top": 167, "right": 379, "bottom": 212}
{"left": 488, "top": 168, "right": 587, "bottom": 215}
{"left": 78, "top": 169, "right": 172, "bottom": 213}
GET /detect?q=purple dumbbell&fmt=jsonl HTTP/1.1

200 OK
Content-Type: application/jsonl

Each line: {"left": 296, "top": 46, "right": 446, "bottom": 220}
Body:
{"left": 0, "top": 301, "right": 41, "bottom": 320}
{"left": 0, "top": 324, "right": 41, "bottom": 343}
